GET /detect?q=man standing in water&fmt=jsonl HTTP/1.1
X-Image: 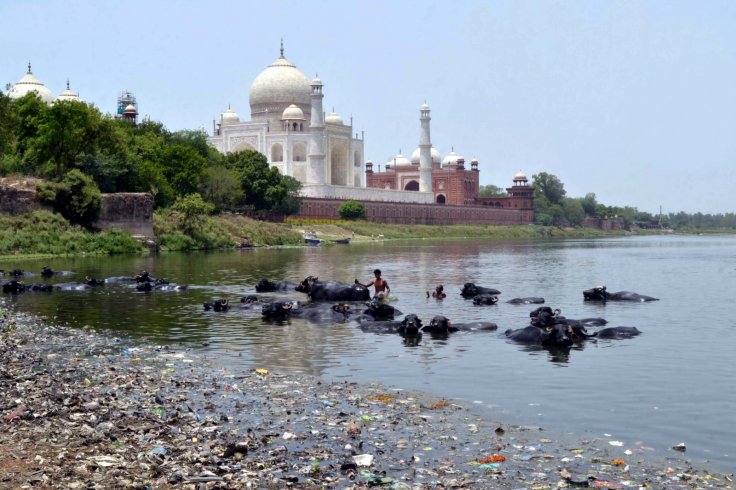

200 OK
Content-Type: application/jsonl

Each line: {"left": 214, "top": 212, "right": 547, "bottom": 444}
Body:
{"left": 356, "top": 269, "right": 390, "bottom": 300}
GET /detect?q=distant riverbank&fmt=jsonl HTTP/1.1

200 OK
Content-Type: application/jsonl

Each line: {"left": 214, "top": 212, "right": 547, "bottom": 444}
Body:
{"left": 0, "top": 209, "right": 690, "bottom": 259}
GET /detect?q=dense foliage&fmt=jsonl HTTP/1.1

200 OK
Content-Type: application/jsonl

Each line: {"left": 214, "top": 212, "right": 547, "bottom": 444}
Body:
{"left": 36, "top": 169, "right": 101, "bottom": 227}
{"left": 338, "top": 200, "right": 366, "bottom": 220}
{"left": 0, "top": 92, "right": 301, "bottom": 216}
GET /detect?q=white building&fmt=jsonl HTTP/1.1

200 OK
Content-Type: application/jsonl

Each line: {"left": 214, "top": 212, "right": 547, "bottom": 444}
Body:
{"left": 6, "top": 63, "right": 81, "bottom": 104}
{"left": 208, "top": 44, "right": 365, "bottom": 190}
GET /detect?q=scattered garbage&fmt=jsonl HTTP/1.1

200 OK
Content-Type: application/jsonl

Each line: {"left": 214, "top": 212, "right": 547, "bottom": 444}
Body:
{"left": 0, "top": 307, "right": 731, "bottom": 488}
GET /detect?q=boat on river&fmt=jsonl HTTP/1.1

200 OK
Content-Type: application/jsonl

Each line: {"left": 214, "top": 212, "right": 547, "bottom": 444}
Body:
{"left": 331, "top": 238, "right": 351, "bottom": 245}
{"left": 303, "top": 232, "right": 321, "bottom": 246}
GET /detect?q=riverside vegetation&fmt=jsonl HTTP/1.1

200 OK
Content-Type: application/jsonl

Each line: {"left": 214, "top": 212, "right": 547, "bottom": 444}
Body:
{"left": 1, "top": 208, "right": 628, "bottom": 258}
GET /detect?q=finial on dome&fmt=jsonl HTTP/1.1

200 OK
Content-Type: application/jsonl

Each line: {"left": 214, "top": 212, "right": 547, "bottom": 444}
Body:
{"left": 280, "top": 38, "right": 284, "bottom": 58}
{"left": 27, "top": 61, "right": 32, "bottom": 74}
{"left": 66, "top": 79, "right": 70, "bottom": 90}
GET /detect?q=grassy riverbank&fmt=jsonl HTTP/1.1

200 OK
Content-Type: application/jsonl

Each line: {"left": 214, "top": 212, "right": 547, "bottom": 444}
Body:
{"left": 0, "top": 210, "right": 144, "bottom": 259}
{"left": 2, "top": 209, "right": 665, "bottom": 257}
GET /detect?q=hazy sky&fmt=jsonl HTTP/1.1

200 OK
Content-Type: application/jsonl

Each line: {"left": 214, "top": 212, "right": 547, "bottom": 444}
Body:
{"left": 2, "top": 0, "right": 734, "bottom": 214}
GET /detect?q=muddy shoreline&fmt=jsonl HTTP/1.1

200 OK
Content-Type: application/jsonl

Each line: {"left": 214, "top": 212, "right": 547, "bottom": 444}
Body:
{"left": 1, "top": 307, "right": 732, "bottom": 489}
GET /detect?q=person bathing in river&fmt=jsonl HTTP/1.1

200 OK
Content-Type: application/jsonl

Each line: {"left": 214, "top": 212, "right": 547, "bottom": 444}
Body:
{"left": 431, "top": 284, "right": 446, "bottom": 299}
{"left": 356, "top": 269, "right": 390, "bottom": 301}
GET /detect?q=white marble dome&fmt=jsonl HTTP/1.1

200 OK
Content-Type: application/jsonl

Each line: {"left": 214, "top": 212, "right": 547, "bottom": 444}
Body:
{"left": 325, "top": 110, "right": 343, "bottom": 125}
{"left": 221, "top": 107, "right": 240, "bottom": 125}
{"left": 249, "top": 54, "right": 311, "bottom": 116}
{"left": 442, "top": 151, "right": 464, "bottom": 167}
{"left": 8, "top": 64, "right": 54, "bottom": 104}
{"left": 388, "top": 152, "right": 411, "bottom": 167}
{"left": 410, "top": 146, "right": 441, "bottom": 165}
{"left": 514, "top": 171, "right": 528, "bottom": 182}
{"left": 55, "top": 80, "right": 81, "bottom": 103}
{"left": 124, "top": 104, "right": 137, "bottom": 114}
{"left": 281, "top": 104, "right": 305, "bottom": 120}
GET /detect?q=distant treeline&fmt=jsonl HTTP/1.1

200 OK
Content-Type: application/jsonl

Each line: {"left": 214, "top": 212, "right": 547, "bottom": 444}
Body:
{"left": 481, "top": 173, "right": 734, "bottom": 230}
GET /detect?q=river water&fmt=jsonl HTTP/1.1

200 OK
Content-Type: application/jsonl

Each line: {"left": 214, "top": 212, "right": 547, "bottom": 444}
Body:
{"left": 4, "top": 234, "right": 735, "bottom": 471}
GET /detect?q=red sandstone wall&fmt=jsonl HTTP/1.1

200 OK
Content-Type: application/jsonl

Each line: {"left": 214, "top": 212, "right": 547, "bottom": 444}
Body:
{"left": 297, "top": 198, "right": 534, "bottom": 225}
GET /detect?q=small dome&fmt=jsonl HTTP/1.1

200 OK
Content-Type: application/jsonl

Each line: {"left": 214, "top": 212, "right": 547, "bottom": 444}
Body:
{"left": 442, "top": 151, "right": 464, "bottom": 167}
{"left": 388, "top": 153, "right": 411, "bottom": 167}
{"left": 514, "top": 171, "right": 528, "bottom": 182}
{"left": 311, "top": 76, "right": 322, "bottom": 86}
{"left": 123, "top": 104, "right": 137, "bottom": 114}
{"left": 55, "top": 80, "right": 81, "bottom": 103}
{"left": 325, "top": 110, "right": 343, "bottom": 125}
{"left": 410, "top": 146, "right": 441, "bottom": 165}
{"left": 281, "top": 104, "right": 305, "bottom": 120}
{"left": 221, "top": 107, "right": 240, "bottom": 125}
{"left": 420, "top": 102, "right": 430, "bottom": 111}
{"left": 8, "top": 63, "right": 54, "bottom": 104}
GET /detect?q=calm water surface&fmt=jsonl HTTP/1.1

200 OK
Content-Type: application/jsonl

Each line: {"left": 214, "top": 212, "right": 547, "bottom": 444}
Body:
{"left": 4, "top": 235, "right": 735, "bottom": 471}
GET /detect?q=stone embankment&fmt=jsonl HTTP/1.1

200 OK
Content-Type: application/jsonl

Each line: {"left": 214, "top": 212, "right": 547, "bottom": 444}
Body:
{"left": 0, "top": 307, "right": 732, "bottom": 489}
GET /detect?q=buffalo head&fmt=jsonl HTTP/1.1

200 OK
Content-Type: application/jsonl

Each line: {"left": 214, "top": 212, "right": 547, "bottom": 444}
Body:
{"left": 261, "top": 301, "right": 296, "bottom": 320}
{"left": 398, "top": 314, "right": 423, "bottom": 337}
{"left": 295, "top": 275, "right": 319, "bottom": 293}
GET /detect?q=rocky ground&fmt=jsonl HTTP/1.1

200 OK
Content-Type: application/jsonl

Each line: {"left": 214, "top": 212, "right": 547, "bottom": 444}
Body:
{"left": 1, "top": 306, "right": 733, "bottom": 489}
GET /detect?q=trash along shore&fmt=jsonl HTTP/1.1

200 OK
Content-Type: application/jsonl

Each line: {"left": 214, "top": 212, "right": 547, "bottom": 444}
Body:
{"left": 1, "top": 308, "right": 732, "bottom": 489}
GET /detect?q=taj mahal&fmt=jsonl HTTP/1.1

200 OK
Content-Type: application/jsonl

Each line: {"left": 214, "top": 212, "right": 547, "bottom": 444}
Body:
{"left": 205, "top": 44, "right": 532, "bottom": 209}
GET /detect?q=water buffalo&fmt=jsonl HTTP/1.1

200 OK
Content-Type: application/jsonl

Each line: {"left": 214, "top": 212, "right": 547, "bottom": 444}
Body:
{"left": 356, "top": 314, "right": 423, "bottom": 337}
{"left": 461, "top": 283, "right": 501, "bottom": 298}
{"left": 296, "top": 276, "right": 370, "bottom": 302}
{"left": 583, "top": 286, "right": 658, "bottom": 302}
{"left": 529, "top": 306, "right": 561, "bottom": 328}
{"left": 255, "top": 278, "right": 297, "bottom": 293}
{"left": 505, "top": 324, "right": 573, "bottom": 348}
{"left": 292, "top": 303, "right": 352, "bottom": 323}
{"left": 507, "top": 297, "right": 545, "bottom": 305}
{"left": 85, "top": 276, "right": 105, "bottom": 287}
{"left": 2, "top": 280, "right": 25, "bottom": 294}
{"left": 203, "top": 299, "right": 230, "bottom": 312}
{"left": 362, "top": 300, "right": 402, "bottom": 320}
{"left": 423, "top": 315, "right": 498, "bottom": 335}
{"left": 593, "top": 326, "right": 642, "bottom": 339}
{"left": 261, "top": 301, "right": 298, "bottom": 320}
{"left": 473, "top": 294, "right": 498, "bottom": 305}
{"left": 3, "top": 281, "right": 54, "bottom": 293}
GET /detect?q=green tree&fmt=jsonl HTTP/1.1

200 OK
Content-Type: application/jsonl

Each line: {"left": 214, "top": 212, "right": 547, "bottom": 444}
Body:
{"left": 0, "top": 92, "right": 18, "bottom": 157}
{"left": 580, "top": 193, "right": 598, "bottom": 217}
{"left": 338, "top": 200, "right": 366, "bottom": 220}
{"left": 478, "top": 184, "right": 506, "bottom": 197}
{"left": 172, "top": 193, "right": 213, "bottom": 232}
{"left": 272, "top": 175, "right": 302, "bottom": 215}
{"left": 199, "top": 165, "right": 244, "bottom": 212}
{"left": 532, "top": 172, "right": 566, "bottom": 205}
{"left": 36, "top": 169, "right": 102, "bottom": 227}
{"left": 225, "top": 150, "right": 287, "bottom": 211}
{"left": 562, "top": 198, "right": 586, "bottom": 226}
{"left": 11, "top": 92, "right": 49, "bottom": 168}
{"left": 159, "top": 144, "right": 206, "bottom": 198}
{"left": 33, "top": 100, "right": 102, "bottom": 179}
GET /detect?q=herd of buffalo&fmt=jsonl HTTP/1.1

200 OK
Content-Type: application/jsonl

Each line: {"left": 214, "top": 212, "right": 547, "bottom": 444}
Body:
{"left": 2, "top": 267, "right": 659, "bottom": 350}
